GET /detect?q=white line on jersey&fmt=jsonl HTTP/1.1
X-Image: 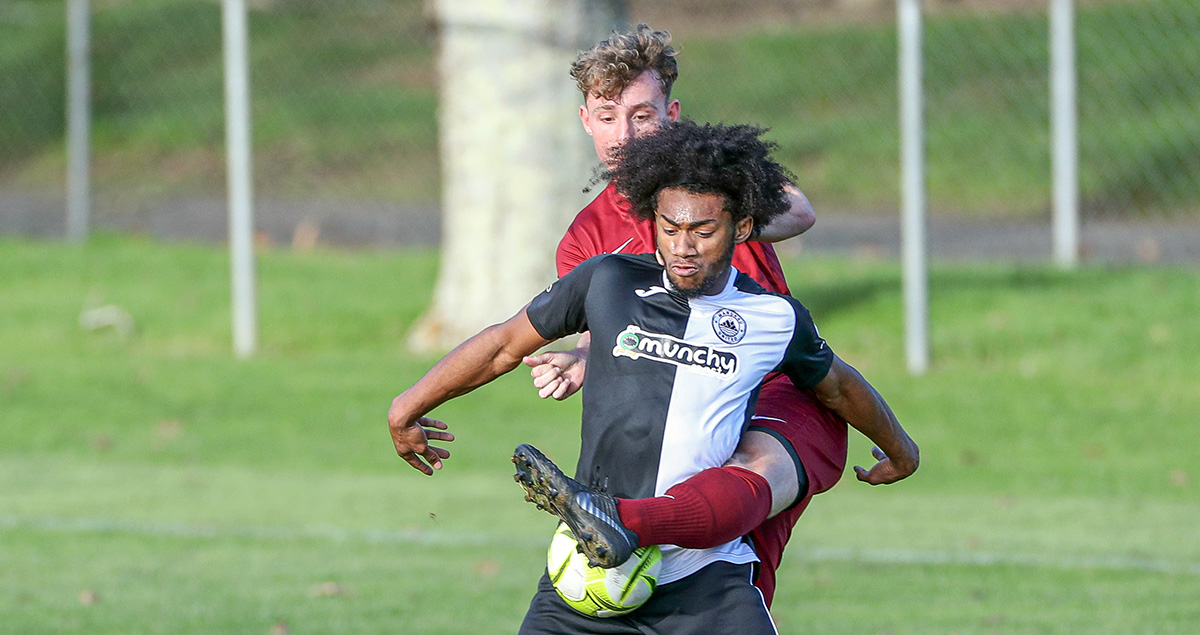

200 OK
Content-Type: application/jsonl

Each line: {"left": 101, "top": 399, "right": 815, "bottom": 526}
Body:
{"left": 608, "top": 237, "right": 636, "bottom": 255}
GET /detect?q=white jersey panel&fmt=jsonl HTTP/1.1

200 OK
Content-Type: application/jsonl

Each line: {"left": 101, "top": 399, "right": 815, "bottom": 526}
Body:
{"left": 653, "top": 270, "right": 801, "bottom": 584}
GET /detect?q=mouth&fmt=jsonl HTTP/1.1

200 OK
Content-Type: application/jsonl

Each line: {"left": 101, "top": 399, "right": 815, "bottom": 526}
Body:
{"left": 669, "top": 262, "right": 699, "bottom": 278}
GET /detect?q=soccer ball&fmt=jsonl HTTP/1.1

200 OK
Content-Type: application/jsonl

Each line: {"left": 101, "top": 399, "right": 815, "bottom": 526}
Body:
{"left": 546, "top": 522, "right": 662, "bottom": 618}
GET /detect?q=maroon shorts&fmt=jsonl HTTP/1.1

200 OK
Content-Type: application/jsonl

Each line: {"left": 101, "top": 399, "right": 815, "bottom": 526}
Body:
{"left": 745, "top": 372, "right": 848, "bottom": 606}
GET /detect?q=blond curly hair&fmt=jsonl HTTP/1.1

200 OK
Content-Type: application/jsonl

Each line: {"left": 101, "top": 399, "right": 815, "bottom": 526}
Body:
{"left": 570, "top": 23, "right": 679, "bottom": 101}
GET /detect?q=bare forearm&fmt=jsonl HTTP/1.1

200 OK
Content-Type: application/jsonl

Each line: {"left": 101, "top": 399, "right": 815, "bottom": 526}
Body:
{"left": 756, "top": 183, "right": 816, "bottom": 242}
{"left": 817, "top": 361, "right": 919, "bottom": 475}
{"left": 395, "top": 326, "right": 520, "bottom": 415}
{"left": 394, "top": 310, "right": 550, "bottom": 420}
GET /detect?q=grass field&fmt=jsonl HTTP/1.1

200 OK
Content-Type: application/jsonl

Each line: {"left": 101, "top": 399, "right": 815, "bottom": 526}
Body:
{"left": 3, "top": 0, "right": 1198, "bottom": 215}
{"left": 2, "top": 237, "right": 1199, "bottom": 633}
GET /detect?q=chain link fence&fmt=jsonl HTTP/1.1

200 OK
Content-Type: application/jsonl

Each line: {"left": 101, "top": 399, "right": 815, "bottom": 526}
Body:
{"left": 2, "top": 0, "right": 435, "bottom": 246}
{"left": 2, "top": 0, "right": 1198, "bottom": 247}
{"left": 643, "top": 0, "right": 1200, "bottom": 223}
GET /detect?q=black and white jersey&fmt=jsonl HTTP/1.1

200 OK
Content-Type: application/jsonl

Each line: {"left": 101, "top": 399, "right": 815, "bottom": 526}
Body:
{"left": 526, "top": 253, "right": 833, "bottom": 584}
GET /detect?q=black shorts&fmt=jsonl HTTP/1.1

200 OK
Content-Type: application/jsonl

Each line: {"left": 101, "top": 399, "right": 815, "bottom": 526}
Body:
{"left": 518, "top": 561, "right": 777, "bottom": 635}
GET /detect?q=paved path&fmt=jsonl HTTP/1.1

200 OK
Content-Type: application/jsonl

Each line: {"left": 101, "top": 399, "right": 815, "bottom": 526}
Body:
{"left": 3, "top": 191, "right": 1198, "bottom": 264}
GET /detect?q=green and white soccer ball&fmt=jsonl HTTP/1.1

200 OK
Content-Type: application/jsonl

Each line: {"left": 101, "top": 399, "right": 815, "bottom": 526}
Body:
{"left": 546, "top": 522, "right": 662, "bottom": 618}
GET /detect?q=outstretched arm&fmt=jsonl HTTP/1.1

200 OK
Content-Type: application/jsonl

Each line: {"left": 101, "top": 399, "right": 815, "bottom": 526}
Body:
{"left": 755, "top": 182, "right": 816, "bottom": 243}
{"left": 812, "top": 355, "right": 919, "bottom": 484}
{"left": 389, "top": 306, "right": 553, "bottom": 475}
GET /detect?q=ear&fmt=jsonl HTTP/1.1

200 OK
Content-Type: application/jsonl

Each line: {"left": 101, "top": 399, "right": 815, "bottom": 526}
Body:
{"left": 579, "top": 104, "right": 592, "bottom": 135}
{"left": 667, "top": 99, "right": 681, "bottom": 122}
{"left": 733, "top": 216, "right": 754, "bottom": 244}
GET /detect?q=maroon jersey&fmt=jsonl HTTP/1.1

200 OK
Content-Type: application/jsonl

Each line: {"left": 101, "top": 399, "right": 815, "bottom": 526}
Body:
{"left": 557, "top": 182, "right": 791, "bottom": 295}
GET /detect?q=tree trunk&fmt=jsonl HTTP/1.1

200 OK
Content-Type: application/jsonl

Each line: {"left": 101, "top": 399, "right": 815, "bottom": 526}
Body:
{"left": 409, "top": 0, "right": 627, "bottom": 353}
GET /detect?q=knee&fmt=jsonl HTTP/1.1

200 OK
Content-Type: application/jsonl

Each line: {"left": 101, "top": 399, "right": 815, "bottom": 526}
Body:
{"left": 726, "top": 431, "right": 801, "bottom": 517}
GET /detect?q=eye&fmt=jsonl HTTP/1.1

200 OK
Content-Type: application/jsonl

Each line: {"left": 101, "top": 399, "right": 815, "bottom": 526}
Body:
{"left": 697, "top": 232, "right": 714, "bottom": 239}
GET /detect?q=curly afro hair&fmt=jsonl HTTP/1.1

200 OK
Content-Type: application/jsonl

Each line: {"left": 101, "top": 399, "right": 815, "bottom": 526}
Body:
{"left": 608, "top": 120, "right": 794, "bottom": 238}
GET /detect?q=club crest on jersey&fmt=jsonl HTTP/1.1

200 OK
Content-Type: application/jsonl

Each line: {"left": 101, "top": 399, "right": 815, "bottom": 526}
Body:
{"left": 712, "top": 309, "right": 747, "bottom": 344}
{"left": 612, "top": 325, "right": 738, "bottom": 378}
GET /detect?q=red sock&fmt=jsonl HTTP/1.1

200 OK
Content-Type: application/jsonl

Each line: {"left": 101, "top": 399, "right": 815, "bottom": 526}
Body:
{"left": 616, "top": 466, "right": 772, "bottom": 549}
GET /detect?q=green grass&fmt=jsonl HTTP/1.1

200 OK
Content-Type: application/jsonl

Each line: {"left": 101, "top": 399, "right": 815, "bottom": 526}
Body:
{"left": 3, "top": 0, "right": 1198, "bottom": 214}
{"left": 1, "top": 237, "right": 1199, "bottom": 633}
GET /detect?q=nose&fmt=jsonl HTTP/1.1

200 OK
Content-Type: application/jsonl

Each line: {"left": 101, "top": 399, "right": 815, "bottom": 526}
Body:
{"left": 669, "top": 232, "right": 698, "bottom": 257}
{"left": 614, "top": 117, "right": 633, "bottom": 144}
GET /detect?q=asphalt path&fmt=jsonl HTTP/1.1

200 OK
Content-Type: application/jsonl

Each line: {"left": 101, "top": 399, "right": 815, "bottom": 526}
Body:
{"left": 3, "top": 190, "right": 1198, "bottom": 264}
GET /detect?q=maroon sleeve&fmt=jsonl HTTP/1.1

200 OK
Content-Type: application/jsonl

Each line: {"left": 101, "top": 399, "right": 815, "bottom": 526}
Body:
{"left": 556, "top": 220, "right": 594, "bottom": 278}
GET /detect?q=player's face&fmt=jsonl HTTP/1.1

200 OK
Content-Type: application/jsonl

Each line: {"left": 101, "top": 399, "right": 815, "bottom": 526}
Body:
{"left": 579, "top": 71, "right": 681, "bottom": 168}
{"left": 654, "top": 188, "right": 753, "bottom": 299}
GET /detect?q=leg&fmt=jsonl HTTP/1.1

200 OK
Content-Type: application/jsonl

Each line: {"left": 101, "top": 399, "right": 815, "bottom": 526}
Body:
{"left": 512, "top": 375, "right": 847, "bottom": 574}
{"left": 512, "top": 444, "right": 640, "bottom": 568}
{"left": 618, "top": 373, "right": 845, "bottom": 535}
{"left": 613, "top": 374, "right": 848, "bottom": 606}
{"left": 615, "top": 464, "right": 774, "bottom": 549}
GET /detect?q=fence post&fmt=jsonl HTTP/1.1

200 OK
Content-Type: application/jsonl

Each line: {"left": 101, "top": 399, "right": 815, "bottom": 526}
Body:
{"left": 899, "top": 0, "right": 929, "bottom": 375}
{"left": 223, "top": 0, "right": 258, "bottom": 357}
{"left": 65, "top": 0, "right": 90, "bottom": 242}
{"left": 1051, "top": 0, "right": 1079, "bottom": 268}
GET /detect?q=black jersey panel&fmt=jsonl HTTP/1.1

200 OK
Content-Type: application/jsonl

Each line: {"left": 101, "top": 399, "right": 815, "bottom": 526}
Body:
{"left": 575, "top": 254, "right": 692, "bottom": 498}
{"left": 777, "top": 297, "right": 834, "bottom": 389}
{"left": 526, "top": 255, "right": 606, "bottom": 339}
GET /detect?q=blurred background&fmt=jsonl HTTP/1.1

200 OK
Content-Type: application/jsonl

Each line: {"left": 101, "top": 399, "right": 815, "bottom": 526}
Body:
{"left": 3, "top": 0, "right": 1198, "bottom": 248}
{"left": 2, "top": 1, "right": 1198, "bottom": 633}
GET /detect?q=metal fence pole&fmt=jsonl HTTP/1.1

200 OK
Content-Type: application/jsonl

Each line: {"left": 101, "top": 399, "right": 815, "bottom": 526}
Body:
{"left": 899, "top": 0, "right": 929, "bottom": 375}
{"left": 1051, "top": 0, "right": 1079, "bottom": 268}
{"left": 65, "top": 0, "right": 91, "bottom": 242}
{"left": 223, "top": 0, "right": 257, "bottom": 357}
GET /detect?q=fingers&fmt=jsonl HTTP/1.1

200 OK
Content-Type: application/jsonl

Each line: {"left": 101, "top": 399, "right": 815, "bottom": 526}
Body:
{"left": 522, "top": 354, "right": 549, "bottom": 368}
{"left": 871, "top": 446, "right": 887, "bottom": 461}
{"left": 525, "top": 352, "right": 566, "bottom": 370}
{"left": 551, "top": 379, "right": 572, "bottom": 401}
{"left": 423, "top": 429, "right": 455, "bottom": 443}
{"left": 540, "top": 374, "right": 566, "bottom": 398}
{"left": 390, "top": 414, "right": 454, "bottom": 475}
{"left": 399, "top": 443, "right": 442, "bottom": 474}
{"left": 530, "top": 362, "right": 557, "bottom": 380}
{"left": 418, "top": 418, "right": 453, "bottom": 465}
{"left": 402, "top": 452, "right": 434, "bottom": 476}
{"left": 533, "top": 367, "right": 560, "bottom": 390}
{"left": 855, "top": 459, "right": 903, "bottom": 486}
{"left": 528, "top": 351, "right": 584, "bottom": 401}
{"left": 418, "top": 417, "right": 454, "bottom": 443}
{"left": 399, "top": 443, "right": 451, "bottom": 475}
{"left": 422, "top": 446, "right": 443, "bottom": 471}
{"left": 418, "top": 417, "right": 447, "bottom": 430}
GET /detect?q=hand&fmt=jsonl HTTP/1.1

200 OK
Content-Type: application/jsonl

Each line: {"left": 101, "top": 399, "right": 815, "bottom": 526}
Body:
{"left": 523, "top": 349, "right": 586, "bottom": 401}
{"left": 388, "top": 402, "right": 454, "bottom": 475}
{"left": 853, "top": 446, "right": 913, "bottom": 485}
